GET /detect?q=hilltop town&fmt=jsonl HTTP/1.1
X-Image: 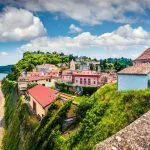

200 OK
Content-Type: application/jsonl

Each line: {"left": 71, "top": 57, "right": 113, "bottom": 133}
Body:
{"left": 1, "top": 1, "right": 150, "bottom": 150}
{"left": 0, "top": 48, "right": 150, "bottom": 150}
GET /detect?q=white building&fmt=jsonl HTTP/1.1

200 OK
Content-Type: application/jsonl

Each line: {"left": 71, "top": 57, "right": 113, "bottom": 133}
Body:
{"left": 18, "top": 76, "right": 57, "bottom": 91}
{"left": 118, "top": 63, "right": 150, "bottom": 91}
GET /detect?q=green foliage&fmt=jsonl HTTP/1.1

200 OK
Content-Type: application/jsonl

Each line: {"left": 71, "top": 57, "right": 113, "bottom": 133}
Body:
{"left": 30, "top": 100, "right": 72, "bottom": 150}
{"left": 100, "top": 57, "right": 133, "bottom": 72}
{"left": 56, "top": 82, "right": 97, "bottom": 96}
{"left": 2, "top": 79, "right": 38, "bottom": 150}
{"left": 67, "top": 84, "right": 150, "bottom": 149}
{"left": 2, "top": 79, "right": 150, "bottom": 150}
{"left": 27, "top": 83, "right": 38, "bottom": 89}
{"left": 82, "top": 86, "right": 98, "bottom": 96}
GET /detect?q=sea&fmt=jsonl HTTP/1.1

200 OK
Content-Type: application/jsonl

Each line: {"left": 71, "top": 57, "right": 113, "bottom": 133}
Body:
{"left": 0, "top": 73, "right": 7, "bottom": 80}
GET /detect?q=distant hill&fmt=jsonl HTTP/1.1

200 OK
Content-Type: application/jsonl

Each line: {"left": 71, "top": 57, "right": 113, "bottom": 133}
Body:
{"left": 0, "top": 65, "right": 12, "bottom": 73}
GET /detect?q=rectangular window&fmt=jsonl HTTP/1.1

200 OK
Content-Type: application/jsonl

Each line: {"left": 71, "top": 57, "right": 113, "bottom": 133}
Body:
{"left": 88, "top": 79, "right": 91, "bottom": 85}
{"left": 84, "top": 78, "right": 86, "bottom": 84}
{"left": 80, "top": 78, "right": 82, "bottom": 84}
{"left": 33, "top": 101, "right": 36, "bottom": 113}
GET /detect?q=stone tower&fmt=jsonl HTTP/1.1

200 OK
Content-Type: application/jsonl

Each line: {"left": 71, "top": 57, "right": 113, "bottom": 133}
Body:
{"left": 70, "top": 59, "right": 75, "bottom": 71}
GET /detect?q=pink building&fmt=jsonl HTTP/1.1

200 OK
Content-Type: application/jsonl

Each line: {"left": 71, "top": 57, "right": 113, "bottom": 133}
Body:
{"left": 72, "top": 70, "right": 100, "bottom": 87}
{"left": 26, "top": 71, "right": 44, "bottom": 77}
{"left": 62, "top": 70, "right": 74, "bottom": 83}
{"left": 46, "top": 68, "right": 61, "bottom": 78}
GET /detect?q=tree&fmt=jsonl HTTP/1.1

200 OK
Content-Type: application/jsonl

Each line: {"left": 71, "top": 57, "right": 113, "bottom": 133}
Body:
{"left": 114, "top": 61, "right": 122, "bottom": 71}
{"left": 90, "top": 63, "right": 94, "bottom": 70}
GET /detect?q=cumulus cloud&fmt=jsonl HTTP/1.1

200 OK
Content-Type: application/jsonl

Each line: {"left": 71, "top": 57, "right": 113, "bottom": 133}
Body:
{"left": 19, "top": 24, "right": 150, "bottom": 57}
{"left": 0, "top": 7, "right": 46, "bottom": 41}
{"left": 69, "top": 24, "right": 83, "bottom": 33}
{"left": 1, "top": 0, "right": 150, "bottom": 25}
{"left": 0, "top": 51, "right": 8, "bottom": 56}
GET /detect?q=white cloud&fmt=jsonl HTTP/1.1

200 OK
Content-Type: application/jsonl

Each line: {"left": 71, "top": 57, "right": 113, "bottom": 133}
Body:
{"left": 2, "top": 0, "right": 150, "bottom": 25}
{"left": 0, "top": 7, "right": 46, "bottom": 41}
{"left": 19, "top": 24, "right": 150, "bottom": 58}
{"left": 69, "top": 24, "right": 83, "bottom": 33}
{"left": 0, "top": 50, "right": 22, "bottom": 65}
{"left": 0, "top": 52, "right": 8, "bottom": 56}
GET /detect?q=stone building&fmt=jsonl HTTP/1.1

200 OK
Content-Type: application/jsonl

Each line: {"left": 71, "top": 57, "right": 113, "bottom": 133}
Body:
{"left": 27, "top": 85, "right": 58, "bottom": 118}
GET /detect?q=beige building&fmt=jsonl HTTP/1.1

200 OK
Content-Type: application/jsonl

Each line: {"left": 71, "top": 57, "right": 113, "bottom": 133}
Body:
{"left": 18, "top": 76, "right": 58, "bottom": 91}
{"left": 27, "top": 85, "right": 58, "bottom": 118}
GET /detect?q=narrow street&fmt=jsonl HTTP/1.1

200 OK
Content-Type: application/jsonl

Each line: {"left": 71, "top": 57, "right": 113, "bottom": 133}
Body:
{"left": 0, "top": 82, "right": 4, "bottom": 149}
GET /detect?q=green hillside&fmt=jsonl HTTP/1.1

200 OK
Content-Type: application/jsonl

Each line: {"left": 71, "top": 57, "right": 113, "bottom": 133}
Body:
{"left": 2, "top": 78, "right": 150, "bottom": 150}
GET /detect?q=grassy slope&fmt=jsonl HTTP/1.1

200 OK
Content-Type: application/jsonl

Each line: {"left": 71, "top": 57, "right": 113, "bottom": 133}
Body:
{"left": 2, "top": 79, "right": 150, "bottom": 150}
{"left": 68, "top": 84, "right": 150, "bottom": 149}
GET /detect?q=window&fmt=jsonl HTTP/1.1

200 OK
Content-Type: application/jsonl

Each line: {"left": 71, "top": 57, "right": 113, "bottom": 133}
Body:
{"left": 80, "top": 78, "right": 82, "bottom": 84}
{"left": 84, "top": 78, "right": 86, "bottom": 84}
{"left": 88, "top": 79, "right": 91, "bottom": 85}
{"left": 33, "top": 101, "right": 36, "bottom": 113}
{"left": 94, "top": 81, "right": 96, "bottom": 84}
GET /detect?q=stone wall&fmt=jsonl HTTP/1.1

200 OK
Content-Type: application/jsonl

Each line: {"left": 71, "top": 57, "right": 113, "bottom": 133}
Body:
{"left": 95, "top": 111, "right": 150, "bottom": 150}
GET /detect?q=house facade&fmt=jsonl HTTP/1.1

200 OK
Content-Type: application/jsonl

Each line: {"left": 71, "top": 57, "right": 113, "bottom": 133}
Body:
{"left": 118, "top": 48, "right": 150, "bottom": 91}
{"left": 118, "top": 63, "right": 150, "bottom": 91}
{"left": 72, "top": 70, "right": 100, "bottom": 87}
{"left": 27, "top": 85, "right": 58, "bottom": 118}
{"left": 36, "top": 64, "right": 59, "bottom": 72}
{"left": 18, "top": 75, "right": 57, "bottom": 91}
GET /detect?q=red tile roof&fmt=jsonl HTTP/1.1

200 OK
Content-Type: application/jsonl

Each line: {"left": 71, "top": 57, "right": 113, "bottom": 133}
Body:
{"left": 118, "top": 63, "right": 150, "bottom": 75}
{"left": 18, "top": 75, "right": 52, "bottom": 82}
{"left": 135, "top": 48, "right": 150, "bottom": 60}
{"left": 28, "top": 85, "right": 58, "bottom": 108}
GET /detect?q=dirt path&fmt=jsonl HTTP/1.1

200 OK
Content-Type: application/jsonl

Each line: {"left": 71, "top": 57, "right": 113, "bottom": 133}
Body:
{"left": 0, "top": 82, "right": 4, "bottom": 149}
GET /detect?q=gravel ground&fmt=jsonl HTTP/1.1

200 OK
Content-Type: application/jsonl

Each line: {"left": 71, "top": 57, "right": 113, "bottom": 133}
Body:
{"left": 0, "top": 82, "right": 4, "bottom": 149}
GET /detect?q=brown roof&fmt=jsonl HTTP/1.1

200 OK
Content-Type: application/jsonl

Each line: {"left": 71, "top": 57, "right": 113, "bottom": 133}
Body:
{"left": 135, "top": 48, "right": 150, "bottom": 60}
{"left": 118, "top": 63, "right": 150, "bottom": 75}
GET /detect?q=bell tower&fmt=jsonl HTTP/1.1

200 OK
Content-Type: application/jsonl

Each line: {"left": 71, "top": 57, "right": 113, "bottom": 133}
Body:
{"left": 70, "top": 59, "right": 75, "bottom": 71}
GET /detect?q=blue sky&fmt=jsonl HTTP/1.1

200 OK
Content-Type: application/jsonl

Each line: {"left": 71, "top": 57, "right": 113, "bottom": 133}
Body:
{"left": 0, "top": 1, "right": 150, "bottom": 65}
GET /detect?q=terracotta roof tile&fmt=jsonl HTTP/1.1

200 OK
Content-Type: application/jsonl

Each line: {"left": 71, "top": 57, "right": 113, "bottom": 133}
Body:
{"left": 135, "top": 48, "right": 150, "bottom": 60}
{"left": 118, "top": 63, "right": 150, "bottom": 75}
{"left": 28, "top": 85, "right": 58, "bottom": 108}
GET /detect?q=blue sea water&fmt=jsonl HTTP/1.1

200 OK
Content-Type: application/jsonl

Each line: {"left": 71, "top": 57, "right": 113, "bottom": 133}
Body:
{"left": 0, "top": 73, "right": 7, "bottom": 80}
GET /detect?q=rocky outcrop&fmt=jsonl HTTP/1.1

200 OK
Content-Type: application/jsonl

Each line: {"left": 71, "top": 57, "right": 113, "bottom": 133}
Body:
{"left": 95, "top": 111, "right": 150, "bottom": 150}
